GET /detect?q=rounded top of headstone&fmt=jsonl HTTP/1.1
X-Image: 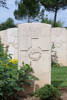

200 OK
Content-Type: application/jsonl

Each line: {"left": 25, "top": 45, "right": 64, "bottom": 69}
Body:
{"left": 18, "top": 23, "right": 51, "bottom": 28}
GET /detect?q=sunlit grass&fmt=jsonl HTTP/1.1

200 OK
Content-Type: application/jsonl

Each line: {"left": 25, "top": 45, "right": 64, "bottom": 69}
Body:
{"left": 51, "top": 67, "right": 67, "bottom": 88}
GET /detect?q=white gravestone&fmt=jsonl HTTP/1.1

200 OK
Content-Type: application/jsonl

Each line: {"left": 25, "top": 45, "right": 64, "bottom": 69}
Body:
{"left": 18, "top": 23, "right": 51, "bottom": 87}
{"left": 7, "top": 28, "right": 18, "bottom": 59}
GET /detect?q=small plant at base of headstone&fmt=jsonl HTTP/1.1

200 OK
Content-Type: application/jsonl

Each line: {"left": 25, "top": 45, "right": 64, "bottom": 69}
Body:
{"left": 0, "top": 40, "right": 38, "bottom": 100}
{"left": 34, "top": 84, "right": 61, "bottom": 100}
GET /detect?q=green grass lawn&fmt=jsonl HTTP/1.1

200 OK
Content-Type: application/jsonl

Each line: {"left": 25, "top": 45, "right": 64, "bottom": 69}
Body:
{"left": 51, "top": 67, "right": 67, "bottom": 88}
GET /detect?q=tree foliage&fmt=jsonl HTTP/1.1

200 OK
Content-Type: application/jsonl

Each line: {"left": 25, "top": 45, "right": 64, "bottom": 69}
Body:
{"left": 0, "top": 0, "right": 7, "bottom": 8}
{"left": 14, "top": 0, "right": 40, "bottom": 22}
{"left": 0, "top": 18, "right": 16, "bottom": 31}
{"left": 41, "top": 15, "right": 63, "bottom": 27}
{"left": 40, "top": 0, "right": 67, "bottom": 26}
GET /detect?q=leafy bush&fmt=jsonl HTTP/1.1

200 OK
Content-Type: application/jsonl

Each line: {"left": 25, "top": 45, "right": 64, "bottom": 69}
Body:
{"left": 0, "top": 41, "right": 38, "bottom": 100}
{"left": 51, "top": 43, "right": 57, "bottom": 64}
{"left": 41, "top": 17, "right": 63, "bottom": 27}
{"left": 9, "top": 59, "right": 18, "bottom": 64}
{"left": 34, "top": 84, "right": 61, "bottom": 100}
{"left": 51, "top": 43, "right": 61, "bottom": 67}
{"left": 41, "top": 17, "right": 53, "bottom": 25}
{"left": 0, "top": 18, "right": 16, "bottom": 31}
{"left": 51, "top": 61, "right": 61, "bottom": 67}
{"left": 53, "top": 21, "right": 63, "bottom": 27}
{"left": 0, "top": 63, "right": 38, "bottom": 100}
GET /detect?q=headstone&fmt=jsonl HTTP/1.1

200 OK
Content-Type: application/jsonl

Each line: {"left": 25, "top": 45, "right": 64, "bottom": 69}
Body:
{"left": 51, "top": 28, "right": 67, "bottom": 66}
{"left": 18, "top": 23, "right": 51, "bottom": 87}
{"left": 0, "top": 30, "right": 7, "bottom": 47}
{"left": 7, "top": 28, "right": 18, "bottom": 59}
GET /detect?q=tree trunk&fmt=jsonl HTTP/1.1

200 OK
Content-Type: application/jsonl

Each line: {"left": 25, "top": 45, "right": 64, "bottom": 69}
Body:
{"left": 53, "top": 9, "right": 58, "bottom": 27}
{"left": 28, "top": 15, "right": 30, "bottom": 23}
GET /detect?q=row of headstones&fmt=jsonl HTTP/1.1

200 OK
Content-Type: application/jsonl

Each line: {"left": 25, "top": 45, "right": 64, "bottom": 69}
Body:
{"left": 0, "top": 23, "right": 67, "bottom": 87}
{"left": 18, "top": 23, "right": 67, "bottom": 87}
{"left": 0, "top": 23, "right": 51, "bottom": 87}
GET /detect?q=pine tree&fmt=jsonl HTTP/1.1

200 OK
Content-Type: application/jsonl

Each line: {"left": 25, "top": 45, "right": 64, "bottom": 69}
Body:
{"left": 14, "top": 0, "right": 40, "bottom": 22}
{"left": 40, "top": 0, "right": 67, "bottom": 27}
{"left": 0, "top": 0, "right": 7, "bottom": 8}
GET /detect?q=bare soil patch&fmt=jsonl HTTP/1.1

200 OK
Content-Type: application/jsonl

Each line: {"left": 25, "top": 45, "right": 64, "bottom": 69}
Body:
{"left": 19, "top": 88, "right": 67, "bottom": 100}
{"left": 60, "top": 88, "right": 67, "bottom": 100}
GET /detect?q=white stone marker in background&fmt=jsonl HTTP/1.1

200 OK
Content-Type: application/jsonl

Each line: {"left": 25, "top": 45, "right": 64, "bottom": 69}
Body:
{"left": 7, "top": 28, "right": 18, "bottom": 59}
{"left": 0, "top": 30, "right": 7, "bottom": 47}
{"left": 18, "top": 23, "right": 51, "bottom": 87}
{"left": 51, "top": 28, "right": 67, "bottom": 66}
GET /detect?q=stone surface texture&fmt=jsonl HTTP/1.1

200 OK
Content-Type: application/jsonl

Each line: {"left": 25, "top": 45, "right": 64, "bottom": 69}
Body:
{"left": 51, "top": 28, "right": 67, "bottom": 66}
{"left": 0, "top": 23, "right": 67, "bottom": 66}
{"left": 0, "top": 23, "right": 67, "bottom": 86}
{"left": 18, "top": 23, "right": 51, "bottom": 87}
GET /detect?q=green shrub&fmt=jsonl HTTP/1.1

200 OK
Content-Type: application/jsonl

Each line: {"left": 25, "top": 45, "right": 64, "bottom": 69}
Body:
{"left": 0, "top": 18, "right": 16, "bottom": 31}
{"left": 51, "top": 43, "right": 61, "bottom": 68}
{"left": 0, "top": 41, "right": 38, "bottom": 100}
{"left": 34, "top": 84, "right": 61, "bottom": 100}
{"left": 51, "top": 61, "right": 61, "bottom": 67}
{"left": 41, "top": 17, "right": 63, "bottom": 27}
{"left": 0, "top": 63, "right": 38, "bottom": 100}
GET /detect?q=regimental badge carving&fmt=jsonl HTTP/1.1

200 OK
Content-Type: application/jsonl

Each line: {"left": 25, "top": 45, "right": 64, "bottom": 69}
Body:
{"left": 28, "top": 47, "right": 42, "bottom": 61}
